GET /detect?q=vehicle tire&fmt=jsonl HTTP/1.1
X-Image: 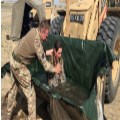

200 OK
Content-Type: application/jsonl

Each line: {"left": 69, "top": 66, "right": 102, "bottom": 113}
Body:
{"left": 97, "top": 16, "right": 120, "bottom": 103}
{"left": 49, "top": 16, "right": 64, "bottom": 35}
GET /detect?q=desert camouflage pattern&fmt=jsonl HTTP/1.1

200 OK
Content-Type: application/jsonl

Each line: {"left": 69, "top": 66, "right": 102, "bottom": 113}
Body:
{"left": 7, "top": 29, "right": 54, "bottom": 120}
{"left": 48, "top": 56, "right": 66, "bottom": 87}
{"left": 34, "top": 29, "right": 55, "bottom": 73}
{"left": 7, "top": 56, "right": 36, "bottom": 120}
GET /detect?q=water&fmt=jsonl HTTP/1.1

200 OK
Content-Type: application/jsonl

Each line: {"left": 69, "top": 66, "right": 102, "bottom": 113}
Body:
{"left": 52, "top": 81, "right": 90, "bottom": 106}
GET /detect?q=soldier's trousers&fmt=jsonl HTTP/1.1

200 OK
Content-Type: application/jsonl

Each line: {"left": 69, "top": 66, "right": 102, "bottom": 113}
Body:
{"left": 7, "top": 57, "right": 36, "bottom": 120}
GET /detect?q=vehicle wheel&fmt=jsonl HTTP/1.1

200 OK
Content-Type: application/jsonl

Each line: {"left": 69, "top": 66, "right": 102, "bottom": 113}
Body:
{"left": 97, "top": 16, "right": 120, "bottom": 103}
{"left": 49, "top": 16, "right": 64, "bottom": 35}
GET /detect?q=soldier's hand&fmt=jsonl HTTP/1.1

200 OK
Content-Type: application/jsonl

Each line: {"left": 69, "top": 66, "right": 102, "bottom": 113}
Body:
{"left": 46, "top": 49, "right": 53, "bottom": 56}
{"left": 54, "top": 63, "right": 61, "bottom": 74}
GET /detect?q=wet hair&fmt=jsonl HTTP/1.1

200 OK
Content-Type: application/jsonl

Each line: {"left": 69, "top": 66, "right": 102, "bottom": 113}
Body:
{"left": 54, "top": 40, "right": 62, "bottom": 52}
{"left": 39, "top": 19, "right": 50, "bottom": 31}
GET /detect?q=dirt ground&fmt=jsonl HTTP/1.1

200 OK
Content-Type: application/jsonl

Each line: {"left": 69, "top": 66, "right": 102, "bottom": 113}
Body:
{"left": 1, "top": 2, "right": 120, "bottom": 120}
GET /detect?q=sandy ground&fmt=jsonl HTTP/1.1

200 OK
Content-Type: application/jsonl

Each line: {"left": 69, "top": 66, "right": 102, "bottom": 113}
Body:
{"left": 1, "top": 2, "right": 120, "bottom": 120}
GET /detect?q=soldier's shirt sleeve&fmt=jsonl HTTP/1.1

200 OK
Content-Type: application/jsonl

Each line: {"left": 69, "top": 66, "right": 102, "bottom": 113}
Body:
{"left": 34, "top": 38, "right": 55, "bottom": 73}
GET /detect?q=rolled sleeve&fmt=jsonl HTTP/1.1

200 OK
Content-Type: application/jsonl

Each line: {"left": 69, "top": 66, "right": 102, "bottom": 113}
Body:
{"left": 34, "top": 38, "right": 55, "bottom": 73}
{"left": 60, "top": 59, "right": 66, "bottom": 82}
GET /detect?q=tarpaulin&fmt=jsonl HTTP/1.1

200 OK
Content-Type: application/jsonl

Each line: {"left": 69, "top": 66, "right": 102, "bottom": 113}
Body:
{"left": 27, "top": 34, "right": 116, "bottom": 120}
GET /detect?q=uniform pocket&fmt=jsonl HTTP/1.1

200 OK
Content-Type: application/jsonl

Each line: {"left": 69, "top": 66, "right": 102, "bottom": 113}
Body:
{"left": 18, "top": 65, "right": 31, "bottom": 88}
{"left": 12, "top": 63, "right": 31, "bottom": 88}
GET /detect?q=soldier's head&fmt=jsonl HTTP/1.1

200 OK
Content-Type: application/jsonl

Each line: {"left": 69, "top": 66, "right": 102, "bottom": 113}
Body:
{"left": 39, "top": 19, "right": 50, "bottom": 41}
{"left": 54, "top": 40, "right": 63, "bottom": 59}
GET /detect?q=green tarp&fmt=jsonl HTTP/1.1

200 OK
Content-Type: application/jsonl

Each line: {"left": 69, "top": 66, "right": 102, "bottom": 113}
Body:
{"left": 27, "top": 34, "right": 116, "bottom": 120}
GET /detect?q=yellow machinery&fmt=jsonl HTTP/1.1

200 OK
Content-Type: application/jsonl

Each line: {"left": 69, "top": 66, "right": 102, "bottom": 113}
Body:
{"left": 39, "top": 0, "right": 120, "bottom": 103}
{"left": 2, "top": 0, "right": 119, "bottom": 119}
{"left": 24, "top": 0, "right": 120, "bottom": 104}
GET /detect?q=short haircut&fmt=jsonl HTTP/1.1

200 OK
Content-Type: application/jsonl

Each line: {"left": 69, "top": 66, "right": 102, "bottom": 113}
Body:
{"left": 54, "top": 40, "right": 62, "bottom": 51}
{"left": 39, "top": 19, "right": 50, "bottom": 31}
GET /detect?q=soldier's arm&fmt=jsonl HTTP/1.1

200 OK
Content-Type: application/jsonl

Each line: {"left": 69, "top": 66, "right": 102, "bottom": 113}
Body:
{"left": 34, "top": 39, "right": 55, "bottom": 73}
{"left": 46, "top": 49, "right": 53, "bottom": 56}
{"left": 60, "top": 59, "right": 66, "bottom": 82}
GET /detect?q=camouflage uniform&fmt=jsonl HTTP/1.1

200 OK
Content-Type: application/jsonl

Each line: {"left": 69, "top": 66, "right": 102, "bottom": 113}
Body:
{"left": 48, "top": 56, "right": 66, "bottom": 87}
{"left": 7, "top": 28, "right": 55, "bottom": 120}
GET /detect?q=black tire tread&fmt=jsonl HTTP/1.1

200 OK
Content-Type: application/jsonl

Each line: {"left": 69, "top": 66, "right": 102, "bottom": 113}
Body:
{"left": 50, "top": 16, "right": 64, "bottom": 35}
{"left": 97, "top": 16, "right": 120, "bottom": 103}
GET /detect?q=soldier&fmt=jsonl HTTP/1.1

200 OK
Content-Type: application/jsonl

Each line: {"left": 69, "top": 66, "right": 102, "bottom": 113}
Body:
{"left": 7, "top": 20, "right": 61, "bottom": 120}
{"left": 48, "top": 40, "right": 66, "bottom": 87}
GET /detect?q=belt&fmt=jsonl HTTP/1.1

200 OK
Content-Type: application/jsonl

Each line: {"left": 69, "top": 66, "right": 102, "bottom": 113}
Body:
{"left": 12, "top": 52, "right": 21, "bottom": 63}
